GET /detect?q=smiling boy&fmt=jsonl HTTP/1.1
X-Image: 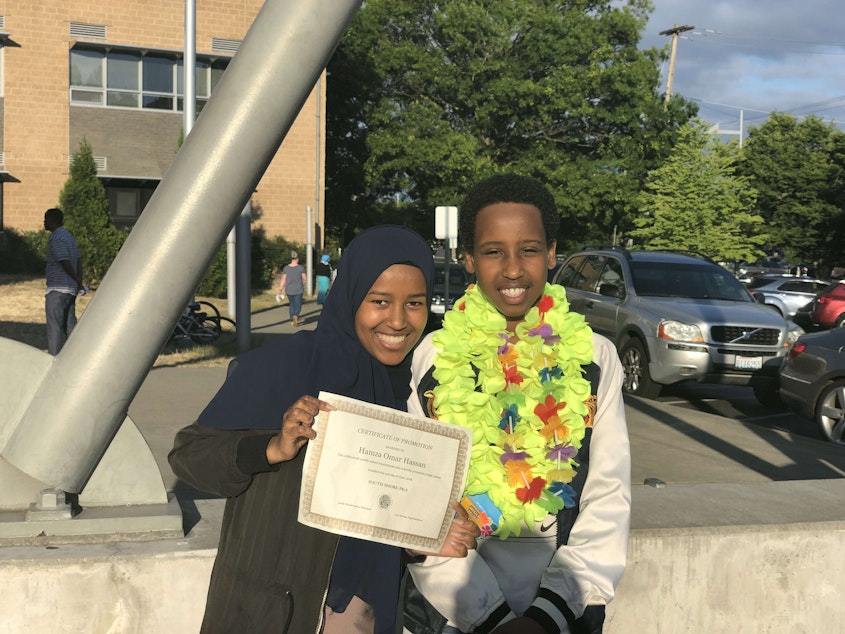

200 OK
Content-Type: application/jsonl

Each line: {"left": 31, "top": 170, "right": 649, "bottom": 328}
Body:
{"left": 404, "top": 175, "right": 631, "bottom": 634}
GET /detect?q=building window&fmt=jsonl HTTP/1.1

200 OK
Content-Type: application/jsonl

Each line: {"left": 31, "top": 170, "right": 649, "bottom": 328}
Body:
{"left": 176, "top": 58, "right": 227, "bottom": 113}
{"left": 70, "top": 45, "right": 229, "bottom": 112}
{"left": 106, "top": 50, "right": 140, "bottom": 107}
{"left": 113, "top": 188, "right": 140, "bottom": 217}
{"left": 142, "top": 54, "right": 174, "bottom": 110}
{"left": 103, "top": 179, "right": 157, "bottom": 227}
{"left": 69, "top": 48, "right": 105, "bottom": 104}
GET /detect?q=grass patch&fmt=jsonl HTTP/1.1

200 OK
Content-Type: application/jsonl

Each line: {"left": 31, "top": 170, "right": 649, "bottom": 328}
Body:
{"left": 0, "top": 273, "right": 279, "bottom": 367}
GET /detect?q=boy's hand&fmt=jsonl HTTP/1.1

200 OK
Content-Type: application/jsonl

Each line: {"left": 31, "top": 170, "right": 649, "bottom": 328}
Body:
{"left": 419, "top": 502, "right": 480, "bottom": 558}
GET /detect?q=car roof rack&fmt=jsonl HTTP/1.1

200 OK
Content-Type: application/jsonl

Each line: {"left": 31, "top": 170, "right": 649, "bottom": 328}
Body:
{"left": 574, "top": 244, "right": 633, "bottom": 261}
{"left": 571, "top": 245, "right": 717, "bottom": 265}
{"left": 643, "top": 249, "right": 717, "bottom": 265}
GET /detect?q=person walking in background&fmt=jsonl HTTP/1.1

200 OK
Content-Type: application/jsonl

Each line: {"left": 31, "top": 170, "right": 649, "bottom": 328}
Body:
{"left": 315, "top": 253, "right": 332, "bottom": 305}
{"left": 43, "top": 208, "right": 83, "bottom": 355}
{"left": 279, "top": 250, "right": 306, "bottom": 326}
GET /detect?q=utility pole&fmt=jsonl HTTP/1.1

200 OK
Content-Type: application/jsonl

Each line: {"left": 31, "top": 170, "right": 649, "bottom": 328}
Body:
{"left": 720, "top": 109, "right": 744, "bottom": 148}
{"left": 659, "top": 24, "right": 694, "bottom": 106}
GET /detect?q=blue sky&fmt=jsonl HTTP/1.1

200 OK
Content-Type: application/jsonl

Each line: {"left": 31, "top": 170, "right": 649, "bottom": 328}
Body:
{"left": 639, "top": 0, "right": 845, "bottom": 137}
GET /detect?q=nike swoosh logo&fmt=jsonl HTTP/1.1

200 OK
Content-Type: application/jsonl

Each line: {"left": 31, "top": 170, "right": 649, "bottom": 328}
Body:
{"left": 540, "top": 519, "right": 557, "bottom": 533}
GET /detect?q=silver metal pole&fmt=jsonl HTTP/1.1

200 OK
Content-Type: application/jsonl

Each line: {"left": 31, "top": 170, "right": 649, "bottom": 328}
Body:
{"left": 314, "top": 75, "right": 322, "bottom": 246}
{"left": 235, "top": 201, "right": 252, "bottom": 352}
{"left": 184, "top": 0, "right": 196, "bottom": 135}
{"left": 227, "top": 227, "right": 236, "bottom": 317}
{"left": 306, "top": 205, "right": 314, "bottom": 296}
{"left": 3, "top": 0, "right": 361, "bottom": 491}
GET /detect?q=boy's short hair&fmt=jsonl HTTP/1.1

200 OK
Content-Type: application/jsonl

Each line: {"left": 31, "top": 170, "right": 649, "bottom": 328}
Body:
{"left": 459, "top": 174, "right": 559, "bottom": 253}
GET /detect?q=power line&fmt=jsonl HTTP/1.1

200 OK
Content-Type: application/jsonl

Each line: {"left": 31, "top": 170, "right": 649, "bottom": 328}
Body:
{"left": 691, "top": 29, "right": 845, "bottom": 49}
{"left": 693, "top": 95, "right": 845, "bottom": 116}
{"left": 691, "top": 97, "right": 845, "bottom": 129}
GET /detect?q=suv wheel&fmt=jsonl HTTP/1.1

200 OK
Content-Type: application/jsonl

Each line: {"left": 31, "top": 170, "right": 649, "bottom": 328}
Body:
{"left": 620, "top": 339, "right": 661, "bottom": 399}
{"left": 816, "top": 380, "right": 845, "bottom": 444}
{"left": 835, "top": 314, "right": 845, "bottom": 329}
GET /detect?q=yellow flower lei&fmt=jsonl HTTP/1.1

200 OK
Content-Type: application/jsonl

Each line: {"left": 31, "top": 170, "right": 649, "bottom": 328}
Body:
{"left": 431, "top": 283, "right": 594, "bottom": 538}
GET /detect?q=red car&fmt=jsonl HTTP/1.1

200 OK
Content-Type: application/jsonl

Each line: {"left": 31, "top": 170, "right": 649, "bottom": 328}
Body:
{"left": 810, "top": 281, "right": 845, "bottom": 328}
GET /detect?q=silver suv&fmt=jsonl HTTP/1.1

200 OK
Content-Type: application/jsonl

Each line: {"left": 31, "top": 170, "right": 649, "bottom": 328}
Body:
{"left": 552, "top": 249, "right": 797, "bottom": 403}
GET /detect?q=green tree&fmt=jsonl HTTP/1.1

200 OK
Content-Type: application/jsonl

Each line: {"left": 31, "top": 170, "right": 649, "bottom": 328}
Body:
{"left": 819, "top": 130, "right": 845, "bottom": 271}
{"left": 59, "top": 140, "right": 126, "bottom": 283}
{"left": 739, "top": 113, "right": 842, "bottom": 265}
{"left": 631, "top": 121, "right": 765, "bottom": 261}
{"left": 326, "top": 0, "right": 696, "bottom": 249}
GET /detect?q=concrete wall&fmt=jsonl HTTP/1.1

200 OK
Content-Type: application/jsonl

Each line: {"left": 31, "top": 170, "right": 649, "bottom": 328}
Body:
{"left": 1, "top": 509, "right": 842, "bottom": 632}
{"left": 608, "top": 522, "right": 845, "bottom": 632}
{"left": 70, "top": 107, "right": 183, "bottom": 179}
{"left": 0, "top": 549, "right": 214, "bottom": 633}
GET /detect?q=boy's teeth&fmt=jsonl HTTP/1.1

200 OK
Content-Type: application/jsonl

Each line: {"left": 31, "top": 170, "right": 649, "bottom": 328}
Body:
{"left": 501, "top": 288, "right": 523, "bottom": 298}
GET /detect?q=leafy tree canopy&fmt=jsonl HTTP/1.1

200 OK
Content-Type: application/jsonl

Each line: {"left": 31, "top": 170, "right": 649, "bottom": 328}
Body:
{"left": 326, "top": 0, "right": 696, "bottom": 249}
{"left": 739, "top": 112, "right": 844, "bottom": 266}
{"left": 631, "top": 120, "right": 766, "bottom": 262}
{"left": 59, "top": 140, "right": 126, "bottom": 283}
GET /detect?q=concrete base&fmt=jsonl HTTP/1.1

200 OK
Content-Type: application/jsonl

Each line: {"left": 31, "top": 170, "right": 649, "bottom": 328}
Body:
{"left": 610, "top": 520, "right": 845, "bottom": 632}
{"left": 1, "top": 483, "right": 843, "bottom": 633}
{"left": 0, "top": 494, "right": 182, "bottom": 545}
{"left": 0, "top": 499, "right": 222, "bottom": 633}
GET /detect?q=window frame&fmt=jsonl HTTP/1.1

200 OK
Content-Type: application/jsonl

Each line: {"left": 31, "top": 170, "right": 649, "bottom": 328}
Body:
{"left": 69, "top": 44, "right": 230, "bottom": 113}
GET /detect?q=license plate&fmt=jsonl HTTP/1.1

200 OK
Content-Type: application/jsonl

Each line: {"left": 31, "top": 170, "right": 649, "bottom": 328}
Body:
{"left": 431, "top": 304, "right": 445, "bottom": 314}
{"left": 735, "top": 355, "right": 762, "bottom": 370}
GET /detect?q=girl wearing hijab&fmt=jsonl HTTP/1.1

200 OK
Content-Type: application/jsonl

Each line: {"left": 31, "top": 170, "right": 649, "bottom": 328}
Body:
{"left": 316, "top": 253, "right": 332, "bottom": 305}
{"left": 169, "top": 226, "right": 478, "bottom": 634}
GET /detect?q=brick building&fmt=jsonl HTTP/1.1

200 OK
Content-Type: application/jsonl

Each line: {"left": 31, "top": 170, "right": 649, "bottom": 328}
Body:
{"left": 0, "top": 0, "right": 324, "bottom": 243}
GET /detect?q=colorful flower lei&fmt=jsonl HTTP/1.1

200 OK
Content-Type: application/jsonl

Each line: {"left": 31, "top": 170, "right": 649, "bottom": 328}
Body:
{"left": 431, "top": 283, "right": 594, "bottom": 539}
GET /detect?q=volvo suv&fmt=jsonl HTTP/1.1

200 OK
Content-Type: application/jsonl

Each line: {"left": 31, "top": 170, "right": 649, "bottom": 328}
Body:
{"left": 552, "top": 249, "right": 799, "bottom": 403}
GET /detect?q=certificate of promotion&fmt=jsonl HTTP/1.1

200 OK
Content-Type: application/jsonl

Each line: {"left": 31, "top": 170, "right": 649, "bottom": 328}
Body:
{"left": 298, "top": 392, "right": 471, "bottom": 552}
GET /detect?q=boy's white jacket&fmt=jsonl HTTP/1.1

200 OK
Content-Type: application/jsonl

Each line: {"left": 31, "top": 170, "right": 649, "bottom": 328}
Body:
{"left": 406, "top": 331, "right": 631, "bottom": 633}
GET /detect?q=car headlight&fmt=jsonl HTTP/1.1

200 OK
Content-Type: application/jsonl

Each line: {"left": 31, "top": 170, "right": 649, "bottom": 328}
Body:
{"left": 658, "top": 320, "right": 704, "bottom": 343}
{"left": 786, "top": 322, "right": 805, "bottom": 345}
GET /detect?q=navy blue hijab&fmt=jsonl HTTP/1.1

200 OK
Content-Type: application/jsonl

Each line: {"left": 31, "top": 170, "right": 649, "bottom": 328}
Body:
{"left": 197, "top": 225, "right": 433, "bottom": 634}
{"left": 198, "top": 225, "right": 434, "bottom": 430}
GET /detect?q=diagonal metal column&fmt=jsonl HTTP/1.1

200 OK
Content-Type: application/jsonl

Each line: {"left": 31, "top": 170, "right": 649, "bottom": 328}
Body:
{"left": 2, "top": 0, "right": 361, "bottom": 492}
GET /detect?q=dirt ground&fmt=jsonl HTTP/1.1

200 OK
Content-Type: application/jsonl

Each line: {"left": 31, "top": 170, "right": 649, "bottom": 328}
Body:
{"left": 0, "top": 274, "right": 275, "bottom": 366}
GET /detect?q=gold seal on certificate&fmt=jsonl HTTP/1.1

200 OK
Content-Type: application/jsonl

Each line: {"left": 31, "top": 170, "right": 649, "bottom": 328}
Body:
{"left": 298, "top": 392, "right": 471, "bottom": 552}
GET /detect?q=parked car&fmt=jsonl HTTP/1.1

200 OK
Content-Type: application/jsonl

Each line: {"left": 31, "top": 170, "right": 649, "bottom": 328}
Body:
{"left": 780, "top": 327, "right": 845, "bottom": 444}
{"left": 552, "top": 248, "right": 799, "bottom": 403}
{"left": 737, "top": 259, "right": 791, "bottom": 281}
{"left": 428, "top": 260, "right": 471, "bottom": 329}
{"left": 808, "top": 281, "right": 845, "bottom": 329}
{"left": 547, "top": 254, "right": 567, "bottom": 283}
{"left": 745, "top": 274, "right": 830, "bottom": 319}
